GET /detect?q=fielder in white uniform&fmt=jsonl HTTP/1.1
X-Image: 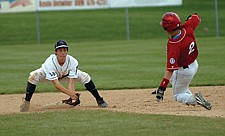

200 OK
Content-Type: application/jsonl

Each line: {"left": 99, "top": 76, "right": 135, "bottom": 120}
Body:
{"left": 20, "top": 40, "right": 108, "bottom": 112}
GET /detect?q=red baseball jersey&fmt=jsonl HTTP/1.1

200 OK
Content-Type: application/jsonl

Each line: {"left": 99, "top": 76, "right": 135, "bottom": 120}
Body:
{"left": 166, "top": 14, "right": 201, "bottom": 71}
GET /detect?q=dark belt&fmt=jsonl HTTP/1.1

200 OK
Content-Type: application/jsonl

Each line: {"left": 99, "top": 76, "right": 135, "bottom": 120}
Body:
{"left": 183, "top": 65, "right": 189, "bottom": 69}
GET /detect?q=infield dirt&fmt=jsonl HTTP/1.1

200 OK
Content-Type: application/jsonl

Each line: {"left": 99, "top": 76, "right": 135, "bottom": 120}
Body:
{"left": 0, "top": 86, "right": 224, "bottom": 118}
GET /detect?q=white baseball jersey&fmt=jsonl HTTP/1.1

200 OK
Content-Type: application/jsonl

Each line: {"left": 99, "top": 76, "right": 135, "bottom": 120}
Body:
{"left": 28, "top": 54, "right": 89, "bottom": 85}
{"left": 42, "top": 54, "right": 78, "bottom": 80}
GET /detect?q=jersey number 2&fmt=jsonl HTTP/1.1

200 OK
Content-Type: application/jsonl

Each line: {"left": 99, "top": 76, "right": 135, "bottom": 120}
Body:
{"left": 189, "top": 42, "right": 195, "bottom": 55}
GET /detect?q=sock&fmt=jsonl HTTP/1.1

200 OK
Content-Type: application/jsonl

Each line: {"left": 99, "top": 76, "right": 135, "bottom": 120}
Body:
{"left": 84, "top": 80, "right": 101, "bottom": 100}
{"left": 25, "top": 82, "right": 36, "bottom": 101}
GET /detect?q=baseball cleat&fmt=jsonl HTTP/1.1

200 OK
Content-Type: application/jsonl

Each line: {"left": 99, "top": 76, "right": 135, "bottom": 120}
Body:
{"left": 195, "top": 92, "right": 212, "bottom": 110}
{"left": 96, "top": 97, "right": 108, "bottom": 108}
{"left": 20, "top": 100, "right": 30, "bottom": 112}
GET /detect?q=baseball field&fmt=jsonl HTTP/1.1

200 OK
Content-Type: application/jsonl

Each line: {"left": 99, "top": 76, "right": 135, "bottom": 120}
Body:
{"left": 0, "top": 0, "right": 225, "bottom": 135}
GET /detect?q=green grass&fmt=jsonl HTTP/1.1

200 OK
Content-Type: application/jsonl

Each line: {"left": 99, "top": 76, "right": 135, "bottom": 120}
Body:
{"left": 0, "top": 110, "right": 225, "bottom": 136}
{"left": 0, "top": 0, "right": 224, "bottom": 45}
{"left": 0, "top": 37, "right": 224, "bottom": 94}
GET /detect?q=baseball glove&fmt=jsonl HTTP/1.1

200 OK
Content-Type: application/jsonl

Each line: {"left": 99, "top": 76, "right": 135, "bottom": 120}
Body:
{"left": 151, "top": 90, "right": 156, "bottom": 94}
{"left": 62, "top": 93, "right": 81, "bottom": 106}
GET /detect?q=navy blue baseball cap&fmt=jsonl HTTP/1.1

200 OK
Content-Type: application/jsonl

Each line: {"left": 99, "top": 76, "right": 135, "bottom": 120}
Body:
{"left": 54, "top": 40, "right": 69, "bottom": 50}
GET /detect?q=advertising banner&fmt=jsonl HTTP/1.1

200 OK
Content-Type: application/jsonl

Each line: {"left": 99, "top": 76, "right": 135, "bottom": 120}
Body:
{"left": 0, "top": 0, "right": 36, "bottom": 13}
{"left": 0, "top": 0, "right": 182, "bottom": 13}
{"left": 38, "top": 0, "right": 109, "bottom": 11}
{"left": 110, "top": 0, "right": 182, "bottom": 8}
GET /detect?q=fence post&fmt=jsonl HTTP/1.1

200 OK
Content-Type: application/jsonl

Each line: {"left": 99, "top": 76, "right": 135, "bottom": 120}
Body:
{"left": 36, "top": 10, "right": 41, "bottom": 46}
{"left": 125, "top": 7, "right": 130, "bottom": 40}
{"left": 36, "top": 0, "right": 41, "bottom": 45}
{"left": 214, "top": 0, "right": 219, "bottom": 37}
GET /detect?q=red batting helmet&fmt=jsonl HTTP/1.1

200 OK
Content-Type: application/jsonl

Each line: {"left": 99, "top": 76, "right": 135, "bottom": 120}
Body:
{"left": 160, "top": 12, "right": 181, "bottom": 32}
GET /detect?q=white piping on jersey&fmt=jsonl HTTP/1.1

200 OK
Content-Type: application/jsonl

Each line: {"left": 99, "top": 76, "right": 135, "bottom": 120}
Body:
{"left": 169, "top": 29, "right": 186, "bottom": 44}
{"left": 192, "top": 14, "right": 201, "bottom": 23}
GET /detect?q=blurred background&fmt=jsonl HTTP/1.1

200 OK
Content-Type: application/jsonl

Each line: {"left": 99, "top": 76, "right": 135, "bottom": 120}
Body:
{"left": 0, "top": 0, "right": 224, "bottom": 45}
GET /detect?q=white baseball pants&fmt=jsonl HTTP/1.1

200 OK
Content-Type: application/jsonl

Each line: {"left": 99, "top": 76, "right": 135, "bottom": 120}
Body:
{"left": 28, "top": 69, "right": 91, "bottom": 85}
{"left": 170, "top": 60, "right": 198, "bottom": 104}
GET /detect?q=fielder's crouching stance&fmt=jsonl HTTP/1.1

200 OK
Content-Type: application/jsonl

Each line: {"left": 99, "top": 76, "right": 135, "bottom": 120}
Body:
{"left": 154, "top": 12, "right": 211, "bottom": 110}
{"left": 20, "top": 40, "right": 108, "bottom": 112}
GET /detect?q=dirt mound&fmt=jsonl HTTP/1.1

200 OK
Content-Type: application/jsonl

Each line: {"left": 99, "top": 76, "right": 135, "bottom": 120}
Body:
{"left": 0, "top": 86, "right": 224, "bottom": 118}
